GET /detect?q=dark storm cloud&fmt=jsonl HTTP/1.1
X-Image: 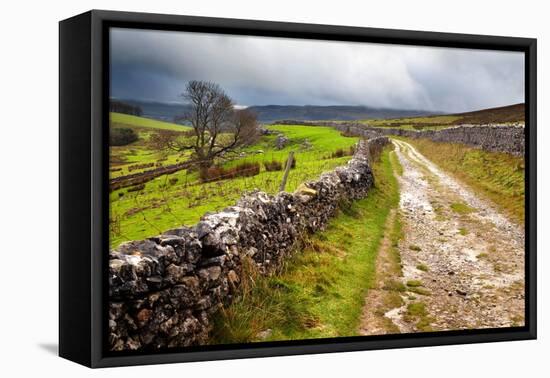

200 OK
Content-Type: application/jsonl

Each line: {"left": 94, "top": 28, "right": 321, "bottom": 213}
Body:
{"left": 110, "top": 28, "right": 524, "bottom": 113}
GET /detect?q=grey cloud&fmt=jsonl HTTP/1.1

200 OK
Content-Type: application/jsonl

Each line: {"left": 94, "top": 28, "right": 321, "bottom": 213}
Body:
{"left": 110, "top": 28, "right": 524, "bottom": 113}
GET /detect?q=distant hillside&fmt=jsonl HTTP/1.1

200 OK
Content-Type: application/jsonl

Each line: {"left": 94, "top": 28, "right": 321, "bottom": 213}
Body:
{"left": 110, "top": 100, "right": 143, "bottom": 116}
{"left": 114, "top": 99, "right": 437, "bottom": 123}
{"left": 113, "top": 99, "right": 523, "bottom": 125}
{"left": 451, "top": 103, "right": 525, "bottom": 124}
{"left": 112, "top": 99, "right": 191, "bottom": 123}
{"left": 247, "top": 105, "right": 438, "bottom": 122}
{"left": 363, "top": 103, "right": 525, "bottom": 131}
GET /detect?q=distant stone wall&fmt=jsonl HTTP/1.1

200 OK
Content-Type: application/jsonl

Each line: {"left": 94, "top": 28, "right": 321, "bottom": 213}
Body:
{"left": 275, "top": 120, "right": 525, "bottom": 156}
{"left": 108, "top": 137, "right": 390, "bottom": 351}
{"left": 360, "top": 125, "right": 525, "bottom": 156}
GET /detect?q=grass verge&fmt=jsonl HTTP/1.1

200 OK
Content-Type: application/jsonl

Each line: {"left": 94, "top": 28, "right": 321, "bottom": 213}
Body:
{"left": 210, "top": 145, "right": 400, "bottom": 344}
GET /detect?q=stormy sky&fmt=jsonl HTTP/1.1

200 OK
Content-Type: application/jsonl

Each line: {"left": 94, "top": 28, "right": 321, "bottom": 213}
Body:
{"left": 110, "top": 28, "right": 524, "bottom": 113}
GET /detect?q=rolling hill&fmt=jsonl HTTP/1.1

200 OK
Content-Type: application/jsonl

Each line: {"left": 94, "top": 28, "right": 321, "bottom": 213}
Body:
{"left": 110, "top": 112, "right": 190, "bottom": 131}
{"left": 365, "top": 103, "right": 525, "bottom": 130}
{"left": 246, "top": 105, "right": 438, "bottom": 122}
{"left": 451, "top": 103, "right": 525, "bottom": 125}
{"left": 112, "top": 98, "right": 438, "bottom": 123}
{"left": 112, "top": 98, "right": 524, "bottom": 126}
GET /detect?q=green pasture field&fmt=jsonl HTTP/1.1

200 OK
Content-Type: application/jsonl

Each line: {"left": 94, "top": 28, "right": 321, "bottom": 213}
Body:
{"left": 109, "top": 112, "right": 192, "bottom": 179}
{"left": 109, "top": 118, "right": 360, "bottom": 248}
{"left": 110, "top": 112, "right": 189, "bottom": 131}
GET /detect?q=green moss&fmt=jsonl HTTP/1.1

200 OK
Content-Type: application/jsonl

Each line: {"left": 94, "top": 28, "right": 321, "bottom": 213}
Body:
{"left": 384, "top": 292, "right": 405, "bottom": 309}
{"left": 416, "top": 316, "right": 434, "bottom": 332}
{"left": 450, "top": 202, "right": 476, "bottom": 215}
{"left": 406, "top": 280, "right": 423, "bottom": 287}
{"left": 404, "top": 302, "right": 434, "bottom": 331}
{"left": 416, "top": 264, "right": 429, "bottom": 272}
{"left": 408, "top": 287, "right": 431, "bottom": 296}
{"left": 406, "top": 302, "right": 427, "bottom": 317}
{"left": 409, "top": 244, "right": 422, "bottom": 251}
{"left": 383, "top": 279, "right": 407, "bottom": 292}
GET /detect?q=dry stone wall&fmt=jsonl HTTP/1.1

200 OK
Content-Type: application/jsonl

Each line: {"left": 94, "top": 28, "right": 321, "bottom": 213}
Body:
{"left": 361, "top": 125, "right": 524, "bottom": 156}
{"left": 276, "top": 120, "right": 525, "bottom": 156}
{"left": 108, "top": 137, "right": 390, "bottom": 351}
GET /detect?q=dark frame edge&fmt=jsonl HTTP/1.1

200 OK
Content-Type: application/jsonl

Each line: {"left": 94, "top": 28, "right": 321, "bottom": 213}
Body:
{"left": 89, "top": 9, "right": 535, "bottom": 49}
{"left": 526, "top": 38, "right": 537, "bottom": 340}
{"left": 59, "top": 11, "right": 93, "bottom": 367}
{"left": 90, "top": 10, "right": 108, "bottom": 369}
{"left": 93, "top": 329, "right": 535, "bottom": 368}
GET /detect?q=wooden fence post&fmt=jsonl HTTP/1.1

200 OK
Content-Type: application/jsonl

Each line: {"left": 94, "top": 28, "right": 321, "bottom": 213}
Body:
{"left": 279, "top": 151, "right": 294, "bottom": 192}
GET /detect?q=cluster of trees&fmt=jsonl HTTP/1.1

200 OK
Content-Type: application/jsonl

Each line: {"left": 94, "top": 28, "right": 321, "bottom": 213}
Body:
{"left": 110, "top": 127, "right": 139, "bottom": 146}
{"left": 110, "top": 100, "right": 143, "bottom": 116}
{"left": 152, "top": 81, "right": 260, "bottom": 179}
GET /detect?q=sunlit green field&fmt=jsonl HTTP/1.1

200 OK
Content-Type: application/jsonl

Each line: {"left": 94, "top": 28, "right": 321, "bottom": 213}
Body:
{"left": 109, "top": 113, "right": 192, "bottom": 179}
{"left": 111, "top": 112, "right": 190, "bottom": 131}
{"left": 109, "top": 116, "right": 359, "bottom": 248}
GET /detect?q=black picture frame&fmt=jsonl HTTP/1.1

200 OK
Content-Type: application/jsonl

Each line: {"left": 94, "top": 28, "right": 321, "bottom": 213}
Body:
{"left": 59, "top": 9, "right": 537, "bottom": 368}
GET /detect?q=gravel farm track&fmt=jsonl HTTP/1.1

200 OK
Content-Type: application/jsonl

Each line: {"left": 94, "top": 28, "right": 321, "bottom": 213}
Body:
{"left": 360, "top": 139, "right": 525, "bottom": 334}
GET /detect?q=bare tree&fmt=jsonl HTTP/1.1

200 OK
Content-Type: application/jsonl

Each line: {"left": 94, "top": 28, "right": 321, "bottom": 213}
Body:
{"left": 152, "top": 81, "right": 259, "bottom": 179}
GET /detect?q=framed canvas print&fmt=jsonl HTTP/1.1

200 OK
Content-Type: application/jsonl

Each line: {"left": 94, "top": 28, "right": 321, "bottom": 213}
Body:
{"left": 59, "top": 10, "right": 537, "bottom": 368}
